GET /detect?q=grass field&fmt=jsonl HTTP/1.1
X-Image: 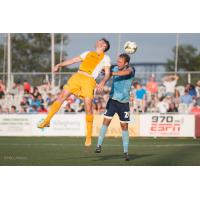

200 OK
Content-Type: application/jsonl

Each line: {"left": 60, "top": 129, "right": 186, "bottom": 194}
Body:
{"left": 0, "top": 137, "right": 200, "bottom": 166}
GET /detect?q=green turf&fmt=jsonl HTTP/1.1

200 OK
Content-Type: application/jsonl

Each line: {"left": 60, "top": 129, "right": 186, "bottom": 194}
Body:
{"left": 0, "top": 137, "right": 200, "bottom": 166}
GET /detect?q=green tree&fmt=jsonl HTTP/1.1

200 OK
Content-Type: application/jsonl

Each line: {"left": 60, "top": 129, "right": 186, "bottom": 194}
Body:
{"left": 167, "top": 44, "right": 200, "bottom": 71}
{"left": 0, "top": 33, "right": 69, "bottom": 73}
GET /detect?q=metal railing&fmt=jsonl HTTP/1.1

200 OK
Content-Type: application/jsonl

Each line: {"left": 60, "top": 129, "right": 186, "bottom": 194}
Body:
{"left": 0, "top": 71, "right": 200, "bottom": 90}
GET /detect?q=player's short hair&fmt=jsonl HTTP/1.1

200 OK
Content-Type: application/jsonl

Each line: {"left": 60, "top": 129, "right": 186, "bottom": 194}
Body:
{"left": 119, "top": 53, "right": 130, "bottom": 64}
{"left": 101, "top": 38, "right": 110, "bottom": 52}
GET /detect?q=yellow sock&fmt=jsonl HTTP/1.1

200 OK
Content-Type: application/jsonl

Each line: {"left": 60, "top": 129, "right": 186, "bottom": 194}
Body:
{"left": 86, "top": 114, "right": 93, "bottom": 138}
{"left": 45, "top": 100, "right": 62, "bottom": 122}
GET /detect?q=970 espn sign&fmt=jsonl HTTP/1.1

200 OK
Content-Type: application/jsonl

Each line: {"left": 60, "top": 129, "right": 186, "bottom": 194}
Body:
{"left": 139, "top": 114, "right": 195, "bottom": 137}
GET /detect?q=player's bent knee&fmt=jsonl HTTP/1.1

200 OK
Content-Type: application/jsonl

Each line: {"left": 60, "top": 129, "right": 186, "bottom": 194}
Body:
{"left": 120, "top": 123, "right": 128, "bottom": 131}
{"left": 103, "top": 118, "right": 112, "bottom": 126}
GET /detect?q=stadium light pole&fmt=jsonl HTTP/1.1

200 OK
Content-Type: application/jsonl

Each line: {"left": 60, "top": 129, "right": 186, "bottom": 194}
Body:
{"left": 7, "top": 33, "right": 11, "bottom": 91}
{"left": 51, "top": 33, "right": 55, "bottom": 88}
{"left": 175, "top": 33, "right": 179, "bottom": 73}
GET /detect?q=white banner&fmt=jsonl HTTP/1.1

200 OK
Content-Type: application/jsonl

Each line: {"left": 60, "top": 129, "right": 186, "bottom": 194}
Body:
{"left": 0, "top": 114, "right": 86, "bottom": 136}
{"left": 0, "top": 114, "right": 195, "bottom": 137}
{"left": 139, "top": 114, "right": 195, "bottom": 137}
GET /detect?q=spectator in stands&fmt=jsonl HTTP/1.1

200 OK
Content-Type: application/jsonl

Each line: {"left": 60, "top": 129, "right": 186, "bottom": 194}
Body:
{"left": 23, "top": 89, "right": 30, "bottom": 98}
{"left": 10, "top": 105, "right": 17, "bottom": 113}
{"left": 23, "top": 80, "right": 31, "bottom": 93}
{"left": 180, "top": 89, "right": 193, "bottom": 105}
{"left": 93, "top": 96, "right": 105, "bottom": 113}
{"left": 64, "top": 103, "right": 75, "bottom": 113}
{"left": 30, "top": 95, "right": 41, "bottom": 109}
{"left": 167, "top": 102, "right": 178, "bottom": 113}
{"left": 174, "top": 89, "right": 180, "bottom": 104}
{"left": 78, "top": 102, "right": 85, "bottom": 112}
{"left": 45, "top": 93, "right": 54, "bottom": 106}
{"left": 0, "top": 80, "right": 5, "bottom": 99}
{"left": 29, "top": 105, "right": 38, "bottom": 113}
{"left": 188, "top": 84, "right": 197, "bottom": 98}
{"left": 32, "top": 87, "right": 41, "bottom": 97}
{"left": 133, "top": 82, "right": 147, "bottom": 112}
{"left": 39, "top": 80, "right": 51, "bottom": 92}
{"left": 19, "top": 106, "right": 27, "bottom": 113}
{"left": 20, "top": 96, "right": 28, "bottom": 107}
{"left": 146, "top": 75, "right": 158, "bottom": 95}
{"left": 66, "top": 95, "right": 75, "bottom": 105}
{"left": 38, "top": 105, "right": 48, "bottom": 113}
{"left": 4, "top": 107, "right": 9, "bottom": 114}
{"left": 162, "top": 75, "right": 179, "bottom": 97}
{"left": 190, "top": 97, "right": 200, "bottom": 114}
{"left": 9, "top": 82, "right": 19, "bottom": 96}
{"left": 37, "top": 94, "right": 44, "bottom": 104}
{"left": 196, "top": 80, "right": 200, "bottom": 97}
{"left": 156, "top": 96, "right": 169, "bottom": 113}
{"left": 146, "top": 94, "right": 158, "bottom": 112}
{"left": 0, "top": 105, "right": 3, "bottom": 113}
{"left": 16, "top": 81, "right": 24, "bottom": 93}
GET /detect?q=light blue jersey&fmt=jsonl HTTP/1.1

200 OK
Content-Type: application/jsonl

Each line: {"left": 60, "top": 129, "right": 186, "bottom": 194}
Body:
{"left": 110, "top": 66, "right": 135, "bottom": 103}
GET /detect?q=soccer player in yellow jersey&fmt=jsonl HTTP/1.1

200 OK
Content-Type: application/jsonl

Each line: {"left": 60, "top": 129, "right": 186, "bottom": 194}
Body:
{"left": 38, "top": 38, "right": 111, "bottom": 146}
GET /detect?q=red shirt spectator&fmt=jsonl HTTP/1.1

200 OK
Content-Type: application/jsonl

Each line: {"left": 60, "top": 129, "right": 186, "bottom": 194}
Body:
{"left": 24, "top": 81, "right": 31, "bottom": 93}
{"left": 191, "top": 107, "right": 200, "bottom": 114}
{"left": 38, "top": 105, "right": 48, "bottom": 113}
{"left": 0, "top": 80, "right": 6, "bottom": 99}
{"left": 191, "top": 98, "right": 200, "bottom": 114}
{"left": 146, "top": 76, "right": 158, "bottom": 94}
{"left": 0, "top": 80, "right": 5, "bottom": 93}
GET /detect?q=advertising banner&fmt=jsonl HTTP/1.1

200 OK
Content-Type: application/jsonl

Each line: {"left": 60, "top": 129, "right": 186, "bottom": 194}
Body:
{"left": 0, "top": 114, "right": 85, "bottom": 136}
{"left": 139, "top": 114, "right": 195, "bottom": 137}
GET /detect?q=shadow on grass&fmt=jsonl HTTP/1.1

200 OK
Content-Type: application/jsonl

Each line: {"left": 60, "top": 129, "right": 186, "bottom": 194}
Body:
{"left": 95, "top": 154, "right": 153, "bottom": 161}
{"left": 79, "top": 153, "right": 153, "bottom": 162}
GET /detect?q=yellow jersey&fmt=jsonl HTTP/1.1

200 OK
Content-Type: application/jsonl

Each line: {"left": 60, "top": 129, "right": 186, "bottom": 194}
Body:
{"left": 79, "top": 51, "right": 111, "bottom": 79}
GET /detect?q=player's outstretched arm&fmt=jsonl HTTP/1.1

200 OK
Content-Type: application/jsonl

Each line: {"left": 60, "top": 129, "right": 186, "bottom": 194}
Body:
{"left": 112, "top": 67, "right": 133, "bottom": 76}
{"left": 53, "top": 56, "right": 81, "bottom": 72}
{"left": 96, "top": 66, "right": 111, "bottom": 92}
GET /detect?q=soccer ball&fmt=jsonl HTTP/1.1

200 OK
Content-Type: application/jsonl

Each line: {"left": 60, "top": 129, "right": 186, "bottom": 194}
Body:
{"left": 124, "top": 41, "right": 138, "bottom": 54}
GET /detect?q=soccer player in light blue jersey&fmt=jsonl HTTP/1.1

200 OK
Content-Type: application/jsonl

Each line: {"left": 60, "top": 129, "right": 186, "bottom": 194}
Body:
{"left": 95, "top": 53, "right": 135, "bottom": 161}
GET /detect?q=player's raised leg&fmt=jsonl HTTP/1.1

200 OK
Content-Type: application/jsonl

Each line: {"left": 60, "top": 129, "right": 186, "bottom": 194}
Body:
{"left": 120, "top": 122, "right": 130, "bottom": 161}
{"left": 84, "top": 97, "right": 95, "bottom": 146}
{"left": 95, "top": 117, "right": 112, "bottom": 153}
{"left": 38, "top": 89, "right": 71, "bottom": 128}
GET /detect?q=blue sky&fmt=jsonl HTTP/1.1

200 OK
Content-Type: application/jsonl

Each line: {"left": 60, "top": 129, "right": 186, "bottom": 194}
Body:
{"left": 65, "top": 33, "right": 200, "bottom": 64}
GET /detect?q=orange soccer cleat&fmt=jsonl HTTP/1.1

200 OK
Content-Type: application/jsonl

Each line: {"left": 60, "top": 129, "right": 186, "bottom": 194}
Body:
{"left": 37, "top": 120, "right": 50, "bottom": 129}
{"left": 84, "top": 137, "right": 92, "bottom": 147}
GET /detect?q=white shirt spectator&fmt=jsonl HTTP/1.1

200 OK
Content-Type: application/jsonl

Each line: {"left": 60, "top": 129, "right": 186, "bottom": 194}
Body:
{"left": 163, "top": 80, "right": 177, "bottom": 94}
{"left": 156, "top": 101, "right": 169, "bottom": 113}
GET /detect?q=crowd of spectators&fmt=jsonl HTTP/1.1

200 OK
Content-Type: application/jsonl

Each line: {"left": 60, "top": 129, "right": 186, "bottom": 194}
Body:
{"left": 0, "top": 74, "right": 200, "bottom": 114}
{"left": 135, "top": 75, "right": 200, "bottom": 114}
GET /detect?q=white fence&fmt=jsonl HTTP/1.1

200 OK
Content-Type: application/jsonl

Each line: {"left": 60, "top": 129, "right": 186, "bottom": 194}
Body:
{"left": 0, "top": 71, "right": 200, "bottom": 90}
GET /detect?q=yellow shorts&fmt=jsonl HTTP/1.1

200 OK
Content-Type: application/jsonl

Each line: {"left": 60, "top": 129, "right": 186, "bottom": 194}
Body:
{"left": 63, "top": 73, "right": 96, "bottom": 99}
